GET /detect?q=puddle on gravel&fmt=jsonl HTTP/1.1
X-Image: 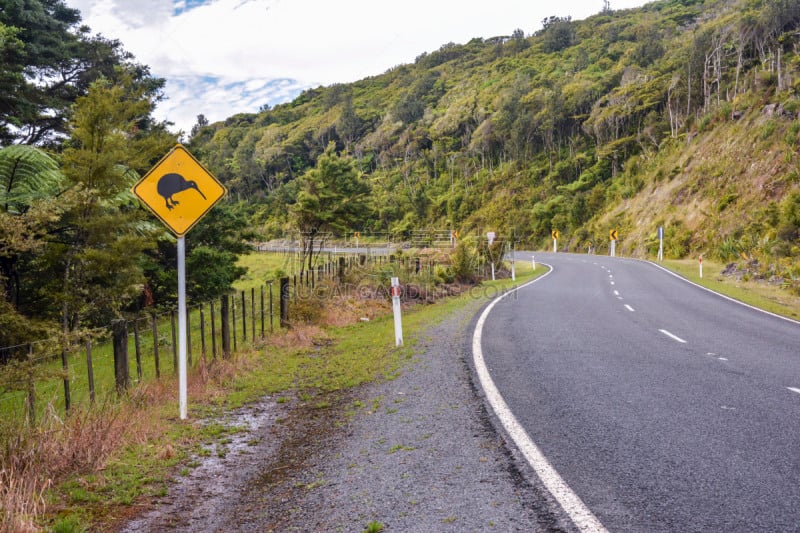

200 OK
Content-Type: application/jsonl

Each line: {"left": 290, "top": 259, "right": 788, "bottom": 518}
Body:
{"left": 119, "top": 395, "right": 290, "bottom": 532}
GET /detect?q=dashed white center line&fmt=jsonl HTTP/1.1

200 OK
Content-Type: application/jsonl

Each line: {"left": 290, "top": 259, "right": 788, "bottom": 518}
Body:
{"left": 788, "top": 387, "right": 800, "bottom": 395}
{"left": 610, "top": 281, "right": 615, "bottom": 286}
{"left": 613, "top": 290, "right": 620, "bottom": 296}
{"left": 659, "top": 329, "right": 687, "bottom": 343}
{"left": 624, "top": 304, "right": 635, "bottom": 312}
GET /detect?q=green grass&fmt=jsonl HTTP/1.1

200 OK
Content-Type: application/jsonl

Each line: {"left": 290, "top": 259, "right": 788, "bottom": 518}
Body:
{"left": 660, "top": 259, "right": 800, "bottom": 320}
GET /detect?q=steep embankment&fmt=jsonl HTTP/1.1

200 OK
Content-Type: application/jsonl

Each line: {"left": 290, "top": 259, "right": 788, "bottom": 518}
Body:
{"left": 599, "top": 99, "right": 800, "bottom": 278}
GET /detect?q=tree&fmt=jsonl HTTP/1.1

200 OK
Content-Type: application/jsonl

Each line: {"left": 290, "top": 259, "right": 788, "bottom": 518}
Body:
{"left": 292, "top": 143, "right": 371, "bottom": 274}
{"left": 0, "top": 145, "right": 64, "bottom": 319}
{"left": 32, "top": 76, "right": 175, "bottom": 333}
{"left": 190, "top": 114, "right": 210, "bottom": 139}
{"left": 540, "top": 16, "right": 576, "bottom": 53}
{"left": 0, "top": 0, "right": 164, "bottom": 146}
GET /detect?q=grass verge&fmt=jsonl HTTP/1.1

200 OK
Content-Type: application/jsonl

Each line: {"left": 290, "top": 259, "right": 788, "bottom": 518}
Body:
{"left": 659, "top": 258, "right": 800, "bottom": 321}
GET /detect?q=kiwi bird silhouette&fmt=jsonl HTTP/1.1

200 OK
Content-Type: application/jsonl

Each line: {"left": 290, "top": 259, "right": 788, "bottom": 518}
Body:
{"left": 157, "top": 173, "right": 206, "bottom": 210}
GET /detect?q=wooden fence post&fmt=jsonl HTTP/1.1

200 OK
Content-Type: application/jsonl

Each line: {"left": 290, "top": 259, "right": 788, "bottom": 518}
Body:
{"left": 200, "top": 307, "right": 207, "bottom": 365}
{"left": 260, "top": 285, "right": 265, "bottom": 338}
{"left": 221, "top": 294, "right": 231, "bottom": 359}
{"left": 211, "top": 300, "right": 218, "bottom": 360}
{"left": 280, "top": 277, "right": 290, "bottom": 328}
{"left": 151, "top": 313, "right": 160, "bottom": 379}
{"left": 232, "top": 295, "right": 238, "bottom": 352}
{"left": 27, "top": 344, "right": 36, "bottom": 426}
{"left": 133, "top": 318, "right": 142, "bottom": 382}
{"left": 60, "top": 334, "right": 71, "bottom": 412}
{"left": 86, "top": 340, "right": 95, "bottom": 403}
{"left": 112, "top": 319, "right": 130, "bottom": 394}
{"left": 241, "top": 291, "right": 247, "bottom": 344}
{"left": 251, "top": 288, "right": 256, "bottom": 342}
{"left": 269, "top": 281, "right": 274, "bottom": 334}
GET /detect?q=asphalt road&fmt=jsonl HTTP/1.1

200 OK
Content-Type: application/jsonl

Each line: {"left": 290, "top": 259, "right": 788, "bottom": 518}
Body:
{"left": 479, "top": 252, "right": 800, "bottom": 532}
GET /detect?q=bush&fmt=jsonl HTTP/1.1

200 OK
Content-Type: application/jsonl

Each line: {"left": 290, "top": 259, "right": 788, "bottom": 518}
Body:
{"left": 451, "top": 239, "right": 479, "bottom": 283}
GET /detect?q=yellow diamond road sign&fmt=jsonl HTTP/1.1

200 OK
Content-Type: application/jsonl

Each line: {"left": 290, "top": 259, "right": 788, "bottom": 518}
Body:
{"left": 132, "top": 144, "right": 227, "bottom": 236}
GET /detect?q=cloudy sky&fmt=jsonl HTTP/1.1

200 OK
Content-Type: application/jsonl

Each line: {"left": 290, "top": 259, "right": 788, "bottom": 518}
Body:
{"left": 65, "top": 0, "right": 650, "bottom": 135}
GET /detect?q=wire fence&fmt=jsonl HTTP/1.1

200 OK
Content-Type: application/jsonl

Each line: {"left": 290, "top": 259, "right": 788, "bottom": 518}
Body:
{"left": 0, "top": 250, "right": 464, "bottom": 426}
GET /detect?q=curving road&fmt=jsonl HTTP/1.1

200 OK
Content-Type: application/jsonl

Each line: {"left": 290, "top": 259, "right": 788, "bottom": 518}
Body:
{"left": 478, "top": 252, "right": 800, "bottom": 533}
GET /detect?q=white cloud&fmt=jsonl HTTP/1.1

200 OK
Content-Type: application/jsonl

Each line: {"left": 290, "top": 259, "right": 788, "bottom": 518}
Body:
{"left": 66, "top": 0, "right": 650, "bottom": 133}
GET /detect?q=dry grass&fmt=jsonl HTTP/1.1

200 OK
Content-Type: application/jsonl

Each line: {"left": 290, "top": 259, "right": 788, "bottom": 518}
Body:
{"left": 0, "top": 360, "right": 231, "bottom": 532}
{"left": 0, "top": 400, "right": 132, "bottom": 532}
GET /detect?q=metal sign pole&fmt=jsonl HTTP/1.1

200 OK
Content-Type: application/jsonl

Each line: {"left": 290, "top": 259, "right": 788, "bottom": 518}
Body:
{"left": 658, "top": 226, "right": 664, "bottom": 261}
{"left": 177, "top": 236, "right": 188, "bottom": 420}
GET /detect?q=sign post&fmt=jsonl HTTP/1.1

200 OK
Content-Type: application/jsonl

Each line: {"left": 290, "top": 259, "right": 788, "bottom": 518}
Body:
{"left": 132, "top": 144, "right": 227, "bottom": 420}
{"left": 391, "top": 277, "right": 403, "bottom": 347}
{"left": 552, "top": 229, "right": 559, "bottom": 253}
{"left": 487, "top": 232, "right": 496, "bottom": 280}
{"left": 699, "top": 254, "right": 703, "bottom": 278}
{"left": 657, "top": 226, "right": 664, "bottom": 261}
{"left": 609, "top": 229, "right": 618, "bottom": 257}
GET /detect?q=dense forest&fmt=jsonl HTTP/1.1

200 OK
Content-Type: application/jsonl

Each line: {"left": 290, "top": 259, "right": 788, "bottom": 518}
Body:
{"left": 0, "top": 0, "right": 252, "bottom": 349}
{"left": 188, "top": 0, "right": 800, "bottom": 288}
{"left": 2, "top": 0, "right": 800, "bottom": 349}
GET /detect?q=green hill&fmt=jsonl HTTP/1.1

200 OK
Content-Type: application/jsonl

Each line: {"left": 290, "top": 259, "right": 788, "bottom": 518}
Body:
{"left": 187, "top": 0, "right": 800, "bottom": 293}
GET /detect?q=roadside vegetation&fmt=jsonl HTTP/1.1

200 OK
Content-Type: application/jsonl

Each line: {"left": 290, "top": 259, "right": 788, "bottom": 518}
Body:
{"left": 0, "top": 246, "right": 540, "bottom": 532}
{"left": 660, "top": 258, "right": 800, "bottom": 320}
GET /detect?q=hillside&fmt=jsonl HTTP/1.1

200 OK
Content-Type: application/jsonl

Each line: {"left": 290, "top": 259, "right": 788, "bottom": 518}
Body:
{"left": 187, "top": 0, "right": 800, "bottom": 293}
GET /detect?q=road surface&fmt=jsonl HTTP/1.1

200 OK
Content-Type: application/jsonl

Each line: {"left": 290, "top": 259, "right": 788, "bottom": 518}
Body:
{"left": 477, "top": 252, "right": 800, "bottom": 532}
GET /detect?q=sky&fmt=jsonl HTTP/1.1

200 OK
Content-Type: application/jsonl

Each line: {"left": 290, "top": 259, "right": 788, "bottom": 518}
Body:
{"left": 65, "top": 0, "right": 651, "bottom": 136}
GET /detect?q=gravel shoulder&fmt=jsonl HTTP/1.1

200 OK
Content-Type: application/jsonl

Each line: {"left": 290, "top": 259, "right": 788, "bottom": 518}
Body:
{"left": 119, "top": 297, "right": 572, "bottom": 532}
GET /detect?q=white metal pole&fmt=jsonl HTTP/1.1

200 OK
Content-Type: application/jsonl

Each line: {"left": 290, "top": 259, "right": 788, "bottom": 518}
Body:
{"left": 553, "top": 238, "right": 557, "bottom": 253}
{"left": 532, "top": 255, "right": 536, "bottom": 270}
{"left": 177, "top": 236, "right": 188, "bottom": 420}
{"left": 699, "top": 255, "right": 703, "bottom": 278}
{"left": 391, "top": 277, "right": 403, "bottom": 346}
{"left": 491, "top": 263, "right": 496, "bottom": 281}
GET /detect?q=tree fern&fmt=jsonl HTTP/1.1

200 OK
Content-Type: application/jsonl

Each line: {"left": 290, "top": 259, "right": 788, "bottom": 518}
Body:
{"left": 0, "top": 145, "right": 64, "bottom": 214}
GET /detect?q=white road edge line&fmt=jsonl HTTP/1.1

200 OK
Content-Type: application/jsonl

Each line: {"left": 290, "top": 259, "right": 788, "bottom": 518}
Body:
{"left": 788, "top": 387, "right": 800, "bottom": 395}
{"left": 659, "top": 329, "right": 687, "bottom": 344}
{"left": 472, "top": 266, "right": 608, "bottom": 533}
{"left": 647, "top": 261, "right": 800, "bottom": 326}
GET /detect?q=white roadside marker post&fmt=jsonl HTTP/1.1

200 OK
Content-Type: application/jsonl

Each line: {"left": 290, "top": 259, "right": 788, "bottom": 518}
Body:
{"left": 391, "top": 277, "right": 403, "bottom": 347}
{"left": 532, "top": 255, "right": 536, "bottom": 271}
{"left": 511, "top": 249, "right": 516, "bottom": 281}
{"left": 699, "top": 254, "right": 703, "bottom": 278}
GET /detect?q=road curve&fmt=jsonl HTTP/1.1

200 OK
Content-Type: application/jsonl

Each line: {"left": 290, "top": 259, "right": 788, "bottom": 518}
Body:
{"left": 477, "top": 252, "right": 800, "bottom": 533}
